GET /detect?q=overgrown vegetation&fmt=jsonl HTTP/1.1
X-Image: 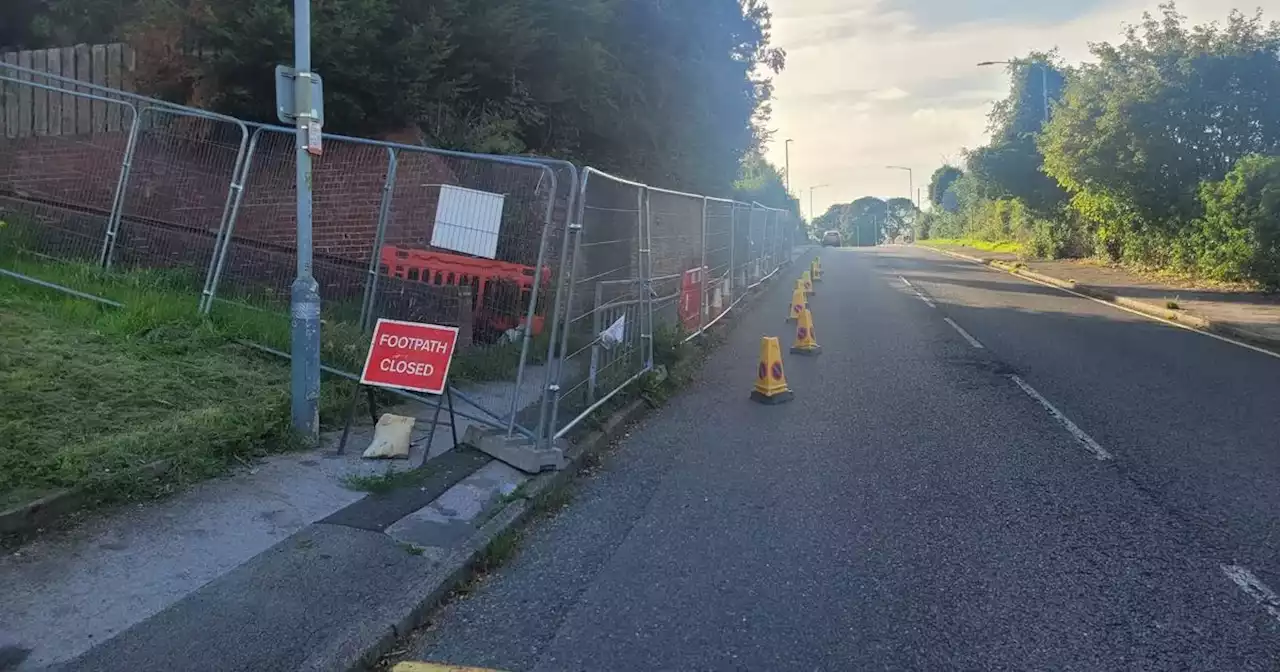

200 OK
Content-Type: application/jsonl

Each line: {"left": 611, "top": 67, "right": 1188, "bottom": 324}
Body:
{"left": 915, "top": 4, "right": 1280, "bottom": 290}
{"left": 0, "top": 265, "right": 356, "bottom": 510}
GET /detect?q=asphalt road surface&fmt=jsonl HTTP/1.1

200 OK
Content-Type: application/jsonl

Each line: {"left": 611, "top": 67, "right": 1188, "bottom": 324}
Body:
{"left": 407, "top": 246, "right": 1280, "bottom": 671}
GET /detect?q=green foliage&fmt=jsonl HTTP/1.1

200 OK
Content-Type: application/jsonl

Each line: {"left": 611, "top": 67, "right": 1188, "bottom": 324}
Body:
{"left": 734, "top": 150, "right": 799, "bottom": 214}
{"left": 5, "top": 0, "right": 785, "bottom": 196}
{"left": 1193, "top": 155, "right": 1280, "bottom": 288}
{"left": 928, "top": 165, "right": 963, "bottom": 209}
{"left": 813, "top": 196, "right": 891, "bottom": 245}
{"left": 916, "top": 4, "right": 1280, "bottom": 286}
{"left": 119, "top": 0, "right": 784, "bottom": 196}
{"left": 1040, "top": 5, "right": 1280, "bottom": 268}
{"left": 342, "top": 465, "right": 435, "bottom": 494}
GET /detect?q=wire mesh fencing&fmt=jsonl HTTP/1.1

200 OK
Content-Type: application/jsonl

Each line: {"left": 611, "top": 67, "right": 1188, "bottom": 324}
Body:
{"left": 373, "top": 145, "right": 563, "bottom": 437}
{"left": 0, "top": 72, "right": 138, "bottom": 296}
{"left": 704, "top": 197, "right": 735, "bottom": 327}
{"left": 548, "top": 168, "right": 647, "bottom": 439}
{"left": 203, "top": 128, "right": 397, "bottom": 375}
{"left": 647, "top": 187, "right": 704, "bottom": 335}
{"left": 107, "top": 105, "right": 249, "bottom": 305}
{"left": 547, "top": 170, "right": 801, "bottom": 440}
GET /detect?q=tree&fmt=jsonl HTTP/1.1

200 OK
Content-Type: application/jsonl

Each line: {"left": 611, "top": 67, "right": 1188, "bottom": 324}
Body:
{"left": 927, "top": 165, "right": 963, "bottom": 208}
{"left": 734, "top": 151, "right": 798, "bottom": 214}
{"left": 74, "top": 0, "right": 784, "bottom": 196}
{"left": 812, "top": 196, "right": 888, "bottom": 245}
{"left": 963, "top": 52, "right": 1069, "bottom": 215}
{"left": 1040, "top": 4, "right": 1280, "bottom": 262}
{"left": 884, "top": 197, "right": 918, "bottom": 240}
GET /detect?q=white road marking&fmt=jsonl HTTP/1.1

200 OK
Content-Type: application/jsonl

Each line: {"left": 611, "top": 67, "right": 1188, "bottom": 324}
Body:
{"left": 943, "top": 318, "right": 984, "bottom": 349}
{"left": 1221, "top": 565, "right": 1280, "bottom": 623}
{"left": 923, "top": 245, "right": 1280, "bottom": 361}
{"left": 899, "top": 276, "right": 935, "bottom": 308}
{"left": 1008, "top": 374, "right": 1113, "bottom": 460}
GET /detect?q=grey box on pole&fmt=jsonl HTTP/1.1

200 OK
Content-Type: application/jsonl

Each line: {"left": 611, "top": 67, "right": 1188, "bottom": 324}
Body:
{"left": 274, "top": 65, "right": 324, "bottom": 125}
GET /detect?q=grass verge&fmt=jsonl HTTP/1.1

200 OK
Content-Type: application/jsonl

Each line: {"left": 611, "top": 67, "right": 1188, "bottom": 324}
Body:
{"left": 919, "top": 238, "right": 1023, "bottom": 255}
{"left": 0, "top": 258, "right": 353, "bottom": 512}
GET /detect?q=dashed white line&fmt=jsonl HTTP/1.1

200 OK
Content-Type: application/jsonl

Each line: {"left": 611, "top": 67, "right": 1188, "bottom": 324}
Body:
{"left": 1008, "top": 374, "right": 1113, "bottom": 460}
{"left": 943, "top": 318, "right": 984, "bottom": 349}
{"left": 899, "top": 276, "right": 935, "bottom": 308}
{"left": 1221, "top": 565, "right": 1280, "bottom": 623}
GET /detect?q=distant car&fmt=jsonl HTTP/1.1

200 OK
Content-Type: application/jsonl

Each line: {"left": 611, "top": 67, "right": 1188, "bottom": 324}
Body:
{"left": 822, "top": 230, "right": 842, "bottom": 247}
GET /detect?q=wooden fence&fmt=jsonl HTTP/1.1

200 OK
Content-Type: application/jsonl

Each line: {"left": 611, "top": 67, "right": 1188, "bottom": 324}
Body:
{"left": 0, "top": 43, "right": 137, "bottom": 138}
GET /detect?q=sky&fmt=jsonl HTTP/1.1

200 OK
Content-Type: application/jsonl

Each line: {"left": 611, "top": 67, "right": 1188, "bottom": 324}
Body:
{"left": 763, "top": 0, "right": 1280, "bottom": 220}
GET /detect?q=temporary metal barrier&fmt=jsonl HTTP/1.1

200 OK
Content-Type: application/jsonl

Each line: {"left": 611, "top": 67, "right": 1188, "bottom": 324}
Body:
{"left": 0, "top": 73, "right": 139, "bottom": 298}
{"left": 548, "top": 169, "right": 800, "bottom": 440}
{"left": 548, "top": 168, "right": 649, "bottom": 440}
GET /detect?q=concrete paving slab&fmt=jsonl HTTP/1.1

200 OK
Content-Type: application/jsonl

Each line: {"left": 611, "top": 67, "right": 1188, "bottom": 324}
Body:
{"left": 386, "top": 461, "right": 528, "bottom": 562}
{"left": 56, "top": 524, "right": 437, "bottom": 672}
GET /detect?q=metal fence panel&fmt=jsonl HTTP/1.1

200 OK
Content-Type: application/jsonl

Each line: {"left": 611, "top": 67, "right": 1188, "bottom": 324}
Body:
{"left": 105, "top": 106, "right": 248, "bottom": 304}
{"left": 0, "top": 75, "right": 137, "bottom": 296}
{"left": 646, "top": 187, "right": 704, "bottom": 335}
{"left": 204, "top": 128, "right": 400, "bottom": 375}
{"left": 704, "top": 198, "right": 735, "bottom": 329}
{"left": 549, "top": 169, "right": 647, "bottom": 439}
{"left": 375, "top": 145, "right": 560, "bottom": 436}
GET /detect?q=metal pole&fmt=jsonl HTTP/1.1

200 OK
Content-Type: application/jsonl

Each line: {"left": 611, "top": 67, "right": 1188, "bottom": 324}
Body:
{"left": 291, "top": 0, "right": 321, "bottom": 442}
{"left": 699, "top": 196, "right": 708, "bottom": 334}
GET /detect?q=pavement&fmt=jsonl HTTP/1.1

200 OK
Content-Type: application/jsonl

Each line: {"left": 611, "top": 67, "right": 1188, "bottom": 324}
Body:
{"left": 0, "top": 369, "right": 547, "bottom": 671}
{"left": 397, "top": 245, "right": 1280, "bottom": 670}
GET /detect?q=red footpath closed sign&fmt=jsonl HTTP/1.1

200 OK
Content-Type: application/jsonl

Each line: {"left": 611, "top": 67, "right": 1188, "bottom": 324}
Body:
{"left": 359, "top": 319, "right": 459, "bottom": 395}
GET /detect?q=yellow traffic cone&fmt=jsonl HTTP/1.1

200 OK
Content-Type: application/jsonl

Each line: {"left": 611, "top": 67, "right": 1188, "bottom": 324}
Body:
{"left": 790, "top": 308, "right": 822, "bottom": 355}
{"left": 751, "top": 337, "right": 794, "bottom": 404}
{"left": 812, "top": 256, "right": 823, "bottom": 281}
{"left": 801, "top": 270, "right": 814, "bottom": 296}
{"left": 786, "top": 286, "right": 807, "bottom": 323}
{"left": 810, "top": 259, "right": 822, "bottom": 282}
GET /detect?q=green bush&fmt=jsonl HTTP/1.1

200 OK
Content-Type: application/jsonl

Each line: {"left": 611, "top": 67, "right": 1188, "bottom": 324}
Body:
{"left": 1193, "top": 155, "right": 1280, "bottom": 288}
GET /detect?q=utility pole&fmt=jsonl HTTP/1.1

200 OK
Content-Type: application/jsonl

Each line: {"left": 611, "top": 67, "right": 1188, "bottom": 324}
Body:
{"left": 291, "top": 0, "right": 321, "bottom": 442}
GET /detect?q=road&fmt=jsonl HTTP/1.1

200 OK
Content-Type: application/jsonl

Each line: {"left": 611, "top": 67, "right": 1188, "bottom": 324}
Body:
{"left": 404, "top": 246, "right": 1280, "bottom": 670}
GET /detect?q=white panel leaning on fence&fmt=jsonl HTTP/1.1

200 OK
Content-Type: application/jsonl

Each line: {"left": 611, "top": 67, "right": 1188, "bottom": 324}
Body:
{"left": 0, "top": 54, "right": 800, "bottom": 474}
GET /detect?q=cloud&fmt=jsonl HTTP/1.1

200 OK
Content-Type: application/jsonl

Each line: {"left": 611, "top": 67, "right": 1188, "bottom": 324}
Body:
{"left": 762, "top": 0, "right": 1280, "bottom": 217}
{"left": 867, "top": 87, "right": 910, "bottom": 101}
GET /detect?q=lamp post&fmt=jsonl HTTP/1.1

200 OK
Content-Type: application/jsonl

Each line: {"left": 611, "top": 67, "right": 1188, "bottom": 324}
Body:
{"left": 886, "top": 165, "right": 913, "bottom": 208}
{"left": 290, "top": 0, "right": 321, "bottom": 442}
{"left": 809, "top": 184, "right": 829, "bottom": 224}
{"left": 978, "top": 59, "right": 1049, "bottom": 123}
